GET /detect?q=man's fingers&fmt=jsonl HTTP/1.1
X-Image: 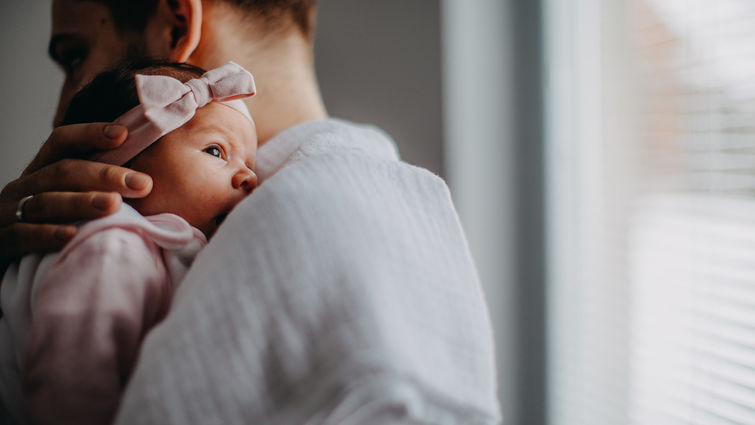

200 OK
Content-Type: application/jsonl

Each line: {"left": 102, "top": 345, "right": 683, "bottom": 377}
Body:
{"left": 0, "top": 123, "right": 132, "bottom": 261}
{"left": 0, "top": 192, "right": 122, "bottom": 226}
{"left": 0, "top": 223, "right": 77, "bottom": 258}
{"left": 0, "top": 192, "right": 121, "bottom": 235}
{"left": 24, "top": 123, "right": 128, "bottom": 175}
{"left": 3, "top": 159, "right": 152, "bottom": 201}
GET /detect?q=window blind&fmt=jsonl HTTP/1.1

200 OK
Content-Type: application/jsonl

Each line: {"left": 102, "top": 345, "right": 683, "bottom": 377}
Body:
{"left": 545, "top": 1, "right": 755, "bottom": 424}
{"left": 629, "top": 1, "right": 755, "bottom": 424}
{"left": 629, "top": 196, "right": 755, "bottom": 425}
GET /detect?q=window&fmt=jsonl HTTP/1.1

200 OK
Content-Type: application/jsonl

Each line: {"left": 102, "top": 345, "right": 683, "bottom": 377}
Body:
{"left": 546, "top": 1, "right": 755, "bottom": 424}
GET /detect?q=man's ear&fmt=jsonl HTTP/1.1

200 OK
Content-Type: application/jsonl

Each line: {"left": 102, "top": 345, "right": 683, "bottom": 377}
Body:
{"left": 164, "top": 0, "right": 203, "bottom": 62}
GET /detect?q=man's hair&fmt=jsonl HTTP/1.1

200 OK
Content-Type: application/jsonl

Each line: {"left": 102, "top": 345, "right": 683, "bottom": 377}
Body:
{"left": 84, "top": 0, "right": 160, "bottom": 33}
{"left": 223, "top": 0, "right": 317, "bottom": 39}
{"left": 85, "top": 0, "right": 317, "bottom": 39}
{"left": 61, "top": 60, "right": 207, "bottom": 126}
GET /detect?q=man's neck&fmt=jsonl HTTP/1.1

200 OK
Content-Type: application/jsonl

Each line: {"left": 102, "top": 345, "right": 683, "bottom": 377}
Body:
{"left": 191, "top": 4, "right": 328, "bottom": 145}
{"left": 240, "top": 49, "right": 329, "bottom": 145}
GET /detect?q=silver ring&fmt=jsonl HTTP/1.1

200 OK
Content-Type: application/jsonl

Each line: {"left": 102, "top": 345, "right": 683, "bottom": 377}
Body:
{"left": 15, "top": 195, "right": 33, "bottom": 223}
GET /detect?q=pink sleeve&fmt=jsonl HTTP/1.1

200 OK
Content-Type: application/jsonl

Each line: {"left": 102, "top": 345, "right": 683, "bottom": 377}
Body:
{"left": 23, "top": 227, "right": 171, "bottom": 425}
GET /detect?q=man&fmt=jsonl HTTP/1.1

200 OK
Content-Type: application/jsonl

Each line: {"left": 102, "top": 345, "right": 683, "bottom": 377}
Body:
{"left": 0, "top": 1, "right": 501, "bottom": 424}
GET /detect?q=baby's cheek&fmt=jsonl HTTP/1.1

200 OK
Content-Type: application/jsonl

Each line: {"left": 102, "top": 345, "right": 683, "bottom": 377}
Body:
{"left": 127, "top": 182, "right": 188, "bottom": 220}
{"left": 187, "top": 190, "right": 226, "bottom": 221}
{"left": 124, "top": 194, "right": 159, "bottom": 217}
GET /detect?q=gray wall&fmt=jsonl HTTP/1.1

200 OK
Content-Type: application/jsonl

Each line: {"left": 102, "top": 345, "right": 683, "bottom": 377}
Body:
{"left": 0, "top": 0, "right": 443, "bottom": 186}
{"left": 0, "top": 1, "right": 62, "bottom": 187}
{"left": 316, "top": 0, "right": 443, "bottom": 175}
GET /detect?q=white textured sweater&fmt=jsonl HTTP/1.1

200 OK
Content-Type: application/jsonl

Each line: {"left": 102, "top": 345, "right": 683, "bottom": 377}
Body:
{"left": 113, "top": 119, "right": 501, "bottom": 425}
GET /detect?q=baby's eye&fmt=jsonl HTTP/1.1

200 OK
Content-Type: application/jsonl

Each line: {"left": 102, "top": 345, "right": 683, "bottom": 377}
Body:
{"left": 203, "top": 146, "right": 224, "bottom": 159}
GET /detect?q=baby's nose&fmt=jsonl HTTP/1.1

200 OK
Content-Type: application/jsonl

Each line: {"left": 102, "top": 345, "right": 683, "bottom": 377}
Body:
{"left": 232, "top": 168, "right": 257, "bottom": 193}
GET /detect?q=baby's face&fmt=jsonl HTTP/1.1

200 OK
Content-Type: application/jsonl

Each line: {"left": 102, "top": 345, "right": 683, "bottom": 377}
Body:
{"left": 127, "top": 102, "right": 258, "bottom": 237}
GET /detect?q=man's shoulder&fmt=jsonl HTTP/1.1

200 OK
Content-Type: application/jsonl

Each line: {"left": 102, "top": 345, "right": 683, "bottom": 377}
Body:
{"left": 292, "top": 119, "right": 400, "bottom": 161}
{"left": 257, "top": 146, "right": 450, "bottom": 218}
{"left": 236, "top": 118, "right": 460, "bottom": 254}
{"left": 263, "top": 119, "right": 446, "bottom": 197}
{"left": 228, "top": 145, "right": 460, "bottom": 267}
{"left": 256, "top": 119, "right": 401, "bottom": 180}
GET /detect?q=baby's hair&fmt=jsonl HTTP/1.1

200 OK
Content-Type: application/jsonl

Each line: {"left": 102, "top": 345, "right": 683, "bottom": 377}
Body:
{"left": 61, "top": 60, "right": 208, "bottom": 126}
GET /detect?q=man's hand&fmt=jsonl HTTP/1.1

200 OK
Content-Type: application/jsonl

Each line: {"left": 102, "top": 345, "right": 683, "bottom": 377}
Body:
{"left": 0, "top": 123, "right": 153, "bottom": 266}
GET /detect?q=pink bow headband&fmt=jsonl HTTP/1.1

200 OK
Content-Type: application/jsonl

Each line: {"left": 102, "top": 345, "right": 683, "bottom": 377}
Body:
{"left": 91, "top": 61, "right": 256, "bottom": 166}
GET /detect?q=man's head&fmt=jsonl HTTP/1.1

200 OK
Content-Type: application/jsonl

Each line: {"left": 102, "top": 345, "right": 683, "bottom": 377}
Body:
{"left": 50, "top": 0, "right": 317, "bottom": 127}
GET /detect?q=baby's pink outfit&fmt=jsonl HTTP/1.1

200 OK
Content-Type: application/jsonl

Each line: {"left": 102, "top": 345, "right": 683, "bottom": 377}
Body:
{"left": 0, "top": 204, "right": 206, "bottom": 425}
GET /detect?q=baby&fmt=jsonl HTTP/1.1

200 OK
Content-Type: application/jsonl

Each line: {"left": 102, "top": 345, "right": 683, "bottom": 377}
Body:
{"left": 0, "top": 60, "right": 257, "bottom": 425}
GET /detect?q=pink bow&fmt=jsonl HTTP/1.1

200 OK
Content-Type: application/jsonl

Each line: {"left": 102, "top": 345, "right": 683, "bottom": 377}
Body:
{"left": 92, "top": 62, "right": 256, "bottom": 166}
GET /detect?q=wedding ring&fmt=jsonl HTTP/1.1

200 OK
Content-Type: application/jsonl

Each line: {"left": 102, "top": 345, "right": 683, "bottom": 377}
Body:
{"left": 15, "top": 195, "right": 34, "bottom": 223}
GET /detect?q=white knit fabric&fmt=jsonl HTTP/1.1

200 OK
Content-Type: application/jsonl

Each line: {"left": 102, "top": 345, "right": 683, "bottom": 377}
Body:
{"left": 114, "top": 119, "right": 501, "bottom": 425}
